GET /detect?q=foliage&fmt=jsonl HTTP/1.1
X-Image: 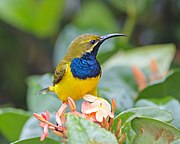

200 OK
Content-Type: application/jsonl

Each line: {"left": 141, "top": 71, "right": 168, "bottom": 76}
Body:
{"left": 1, "top": 44, "right": 179, "bottom": 144}
{"left": 26, "top": 74, "right": 61, "bottom": 113}
{"left": 0, "top": 108, "right": 30, "bottom": 142}
{"left": 112, "top": 107, "right": 173, "bottom": 144}
{"left": 132, "top": 117, "right": 180, "bottom": 144}
{"left": 0, "top": 0, "right": 65, "bottom": 37}
{"left": 138, "top": 70, "right": 180, "bottom": 101}
{"left": 0, "top": 0, "right": 180, "bottom": 144}
{"left": 66, "top": 114, "right": 118, "bottom": 144}
{"left": 11, "top": 137, "right": 60, "bottom": 144}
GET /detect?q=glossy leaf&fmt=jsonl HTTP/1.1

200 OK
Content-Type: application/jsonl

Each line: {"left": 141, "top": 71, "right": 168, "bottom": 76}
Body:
{"left": 11, "top": 137, "right": 60, "bottom": 144}
{"left": 0, "top": 108, "right": 30, "bottom": 142}
{"left": 131, "top": 117, "right": 180, "bottom": 144}
{"left": 138, "top": 70, "right": 180, "bottom": 101}
{"left": 103, "top": 44, "right": 176, "bottom": 74}
{"left": 112, "top": 107, "right": 173, "bottom": 144}
{"left": 109, "top": 0, "right": 154, "bottom": 15}
{"left": 172, "top": 139, "right": 180, "bottom": 144}
{"left": 26, "top": 74, "right": 61, "bottom": 113}
{"left": 135, "top": 98, "right": 180, "bottom": 129}
{"left": 0, "top": 0, "right": 65, "bottom": 37}
{"left": 66, "top": 114, "right": 118, "bottom": 144}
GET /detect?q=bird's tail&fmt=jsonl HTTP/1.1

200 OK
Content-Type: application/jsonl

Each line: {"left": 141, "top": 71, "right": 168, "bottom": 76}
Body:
{"left": 36, "top": 86, "right": 55, "bottom": 95}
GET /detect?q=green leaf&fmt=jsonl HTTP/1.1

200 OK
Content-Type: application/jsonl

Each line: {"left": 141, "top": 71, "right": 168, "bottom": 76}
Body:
{"left": 73, "top": 1, "right": 119, "bottom": 32}
{"left": 66, "top": 114, "right": 118, "bottom": 144}
{"left": 135, "top": 98, "right": 180, "bottom": 129}
{"left": 26, "top": 74, "right": 61, "bottom": 113}
{"left": 20, "top": 114, "right": 61, "bottom": 142}
{"left": 11, "top": 137, "right": 60, "bottom": 144}
{"left": 99, "top": 66, "right": 137, "bottom": 112}
{"left": 131, "top": 117, "right": 180, "bottom": 144}
{"left": 109, "top": 0, "right": 154, "bottom": 15}
{"left": 0, "top": 0, "right": 65, "bottom": 37}
{"left": 103, "top": 44, "right": 176, "bottom": 74}
{"left": 138, "top": 70, "right": 180, "bottom": 101}
{"left": 101, "top": 44, "right": 176, "bottom": 110}
{"left": 0, "top": 108, "right": 30, "bottom": 142}
{"left": 114, "top": 107, "right": 173, "bottom": 126}
{"left": 112, "top": 107, "right": 173, "bottom": 144}
{"left": 172, "top": 139, "right": 180, "bottom": 144}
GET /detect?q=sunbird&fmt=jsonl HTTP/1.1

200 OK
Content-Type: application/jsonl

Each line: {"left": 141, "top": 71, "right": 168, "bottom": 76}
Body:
{"left": 42, "top": 33, "right": 126, "bottom": 102}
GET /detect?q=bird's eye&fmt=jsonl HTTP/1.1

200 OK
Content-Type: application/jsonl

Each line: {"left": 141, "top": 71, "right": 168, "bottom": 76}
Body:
{"left": 90, "top": 40, "right": 96, "bottom": 45}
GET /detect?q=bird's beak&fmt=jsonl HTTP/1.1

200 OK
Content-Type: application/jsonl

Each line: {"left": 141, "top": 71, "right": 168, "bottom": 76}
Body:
{"left": 93, "top": 33, "right": 126, "bottom": 55}
{"left": 99, "top": 33, "right": 127, "bottom": 44}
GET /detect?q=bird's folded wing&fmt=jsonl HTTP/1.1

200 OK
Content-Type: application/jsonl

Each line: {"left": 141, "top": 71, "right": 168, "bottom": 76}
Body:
{"left": 53, "top": 60, "right": 68, "bottom": 84}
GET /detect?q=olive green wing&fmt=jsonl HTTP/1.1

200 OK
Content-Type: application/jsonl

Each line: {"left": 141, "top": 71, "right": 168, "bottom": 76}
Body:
{"left": 53, "top": 60, "right": 68, "bottom": 85}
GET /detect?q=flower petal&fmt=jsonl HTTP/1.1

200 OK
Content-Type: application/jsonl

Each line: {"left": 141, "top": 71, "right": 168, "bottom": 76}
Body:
{"left": 33, "top": 113, "right": 46, "bottom": 122}
{"left": 40, "top": 124, "right": 49, "bottom": 141}
{"left": 40, "top": 133, "right": 47, "bottom": 141}
{"left": 101, "top": 99, "right": 111, "bottom": 111}
{"left": 109, "top": 112, "right": 114, "bottom": 118}
{"left": 91, "top": 99, "right": 101, "bottom": 107}
{"left": 83, "top": 94, "right": 97, "bottom": 102}
{"left": 56, "top": 103, "right": 67, "bottom": 126}
{"left": 132, "top": 65, "right": 147, "bottom": 90}
{"left": 111, "top": 99, "right": 116, "bottom": 114}
{"left": 68, "top": 97, "right": 76, "bottom": 111}
{"left": 96, "top": 108, "right": 108, "bottom": 122}
{"left": 83, "top": 107, "right": 99, "bottom": 114}
{"left": 81, "top": 101, "right": 92, "bottom": 113}
{"left": 56, "top": 113, "right": 62, "bottom": 126}
{"left": 46, "top": 111, "right": 50, "bottom": 120}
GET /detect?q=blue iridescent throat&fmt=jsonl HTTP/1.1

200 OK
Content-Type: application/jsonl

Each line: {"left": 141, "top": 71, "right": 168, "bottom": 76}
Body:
{"left": 70, "top": 51, "right": 101, "bottom": 80}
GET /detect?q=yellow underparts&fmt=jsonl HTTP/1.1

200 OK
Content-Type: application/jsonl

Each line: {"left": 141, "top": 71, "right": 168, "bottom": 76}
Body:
{"left": 49, "top": 66, "right": 100, "bottom": 102}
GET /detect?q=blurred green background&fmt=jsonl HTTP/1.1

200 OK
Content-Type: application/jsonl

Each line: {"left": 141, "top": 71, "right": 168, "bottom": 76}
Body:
{"left": 0, "top": 0, "right": 180, "bottom": 143}
{"left": 0, "top": 0, "right": 180, "bottom": 117}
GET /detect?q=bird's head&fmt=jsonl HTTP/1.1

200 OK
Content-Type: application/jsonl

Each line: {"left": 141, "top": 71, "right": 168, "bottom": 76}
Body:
{"left": 65, "top": 33, "right": 126, "bottom": 59}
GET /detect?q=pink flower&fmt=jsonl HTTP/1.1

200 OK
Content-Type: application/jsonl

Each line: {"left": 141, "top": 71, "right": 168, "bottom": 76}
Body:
{"left": 34, "top": 111, "right": 50, "bottom": 141}
{"left": 56, "top": 103, "right": 67, "bottom": 126}
{"left": 34, "top": 110, "right": 67, "bottom": 141}
{"left": 132, "top": 65, "right": 147, "bottom": 90}
{"left": 82, "top": 94, "right": 114, "bottom": 122}
{"left": 132, "top": 59, "right": 168, "bottom": 91}
{"left": 33, "top": 96, "right": 120, "bottom": 142}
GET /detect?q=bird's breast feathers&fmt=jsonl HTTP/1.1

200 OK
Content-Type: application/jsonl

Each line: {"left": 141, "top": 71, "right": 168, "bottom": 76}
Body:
{"left": 70, "top": 53, "right": 101, "bottom": 79}
{"left": 54, "top": 62, "right": 101, "bottom": 101}
{"left": 54, "top": 52, "right": 102, "bottom": 101}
